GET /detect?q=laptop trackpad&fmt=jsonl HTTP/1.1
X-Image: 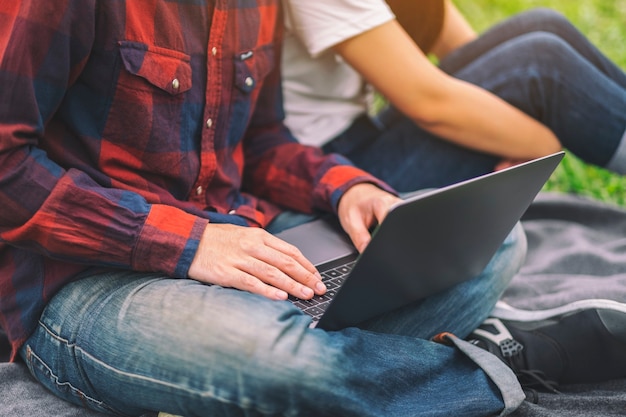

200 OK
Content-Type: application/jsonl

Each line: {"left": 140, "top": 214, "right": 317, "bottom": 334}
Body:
{"left": 275, "top": 218, "right": 355, "bottom": 266}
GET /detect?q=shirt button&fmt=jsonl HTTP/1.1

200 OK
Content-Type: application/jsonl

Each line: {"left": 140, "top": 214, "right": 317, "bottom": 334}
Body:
{"left": 206, "top": 118, "right": 213, "bottom": 128}
{"left": 195, "top": 186, "right": 203, "bottom": 195}
{"left": 228, "top": 209, "right": 236, "bottom": 215}
{"left": 171, "top": 78, "right": 180, "bottom": 90}
{"left": 244, "top": 77, "right": 254, "bottom": 87}
{"left": 211, "top": 47, "right": 217, "bottom": 56}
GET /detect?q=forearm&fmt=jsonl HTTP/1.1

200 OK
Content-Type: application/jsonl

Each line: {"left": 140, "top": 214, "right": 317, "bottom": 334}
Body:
{"left": 0, "top": 146, "right": 205, "bottom": 276}
{"left": 414, "top": 78, "right": 562, "bottom": 159}
{"left": 335, "top": 20, "right": 561, "bottom": 161}
{"left": 405, "top": 1, "right": 559, "bottom": 158}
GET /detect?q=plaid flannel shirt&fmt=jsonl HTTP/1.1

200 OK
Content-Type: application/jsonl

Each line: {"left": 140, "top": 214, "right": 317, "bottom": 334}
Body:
{"left": 0, "top": 0, "right": 391, "bottom": 360}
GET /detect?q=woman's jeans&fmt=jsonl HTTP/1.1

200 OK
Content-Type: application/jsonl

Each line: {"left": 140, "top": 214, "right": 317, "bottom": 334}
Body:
{"left": 323, "top": 8, "right": 626, "bottom": 192}
{"left": 20, "top": 213, "right": 528, "bottom": 417}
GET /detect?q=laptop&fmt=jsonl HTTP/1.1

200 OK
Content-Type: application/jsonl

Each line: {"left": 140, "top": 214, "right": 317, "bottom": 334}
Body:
{"left": 277, "top": 151, "right": 564, "bottom": 331}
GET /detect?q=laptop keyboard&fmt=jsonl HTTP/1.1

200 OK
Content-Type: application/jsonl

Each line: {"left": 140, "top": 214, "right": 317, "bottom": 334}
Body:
{"left": 288, "top": 255, "right": 357, "bottom": 322}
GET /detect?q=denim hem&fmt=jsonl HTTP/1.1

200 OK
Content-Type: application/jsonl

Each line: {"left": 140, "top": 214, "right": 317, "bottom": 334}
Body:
{"left": 606, "top": 127, "right": 626, "bottom": 175}
{"left": 448, "top": 336, "right": 525, "bottom": 416}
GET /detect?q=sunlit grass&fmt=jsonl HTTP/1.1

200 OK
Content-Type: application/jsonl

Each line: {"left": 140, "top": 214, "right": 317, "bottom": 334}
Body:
{"left": 458, "top": 0, "right": 626, "bottom": 206}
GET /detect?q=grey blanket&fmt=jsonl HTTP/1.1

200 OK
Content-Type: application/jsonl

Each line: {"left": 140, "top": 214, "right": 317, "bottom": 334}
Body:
{"left": 505, "top": 193, "right": 626, "bottom": 416}
{"left": 2, "top": 192, "right": 626, "bottom": 417}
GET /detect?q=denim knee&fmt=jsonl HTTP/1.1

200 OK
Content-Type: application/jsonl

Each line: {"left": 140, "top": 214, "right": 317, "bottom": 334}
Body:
{"left": 516, "top": 31, "right": 577, "bottom": 62}
{"left": 522, "top": 7, "right": 571, "bottom": 29}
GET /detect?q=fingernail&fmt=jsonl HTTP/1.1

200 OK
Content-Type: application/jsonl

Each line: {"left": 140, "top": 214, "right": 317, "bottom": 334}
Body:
{"left": 315, "top": 281, "right": 326, "bottom": 292}
{"left": 301, "top": 287, "right": 314, "bottom": 298}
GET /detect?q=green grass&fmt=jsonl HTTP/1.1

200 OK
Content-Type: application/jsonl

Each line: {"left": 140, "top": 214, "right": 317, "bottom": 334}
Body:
{"left": 457, "top": 0, "right": 626, "bottom": 206}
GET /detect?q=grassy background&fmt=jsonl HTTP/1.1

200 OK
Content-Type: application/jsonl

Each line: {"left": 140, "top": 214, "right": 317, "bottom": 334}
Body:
{"left": 455, "top": 0, "right": 626, "bottom": 205}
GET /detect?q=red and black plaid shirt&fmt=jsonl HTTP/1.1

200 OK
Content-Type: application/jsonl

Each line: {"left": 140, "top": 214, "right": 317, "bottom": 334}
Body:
{"left": 0, "top": 0, "right": 390, "bottom": 360}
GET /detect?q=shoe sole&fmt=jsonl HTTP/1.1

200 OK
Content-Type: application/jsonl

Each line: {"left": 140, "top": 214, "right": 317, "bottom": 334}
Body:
{"left": 491, "top": 299, "right": 626, "bottom": 322}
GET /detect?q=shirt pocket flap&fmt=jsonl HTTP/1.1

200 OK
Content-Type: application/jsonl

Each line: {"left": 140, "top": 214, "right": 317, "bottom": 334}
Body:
{"left": 118, "top": 41, "right": 192, "bottom": 95}
{"left": 234, "top": 44, "right": 275, "bottom": 94}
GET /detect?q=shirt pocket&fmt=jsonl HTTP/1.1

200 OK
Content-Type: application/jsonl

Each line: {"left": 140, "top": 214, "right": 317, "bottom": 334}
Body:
{"left": 233, "top": 43, "right": 275, "bottom": 95}
{"left": 228, "top": 43, "right": 277, "bottom": 143}
{"left": 107, "top": 41, "right": 195, "bottom": 187}
{"left": 118, "top": 41, "right": 192, "bottom": 95}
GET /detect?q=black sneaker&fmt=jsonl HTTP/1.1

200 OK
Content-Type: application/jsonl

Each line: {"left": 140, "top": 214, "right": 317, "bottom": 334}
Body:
{"left": 469, "top": 299, "right": 626, "bottom": 394}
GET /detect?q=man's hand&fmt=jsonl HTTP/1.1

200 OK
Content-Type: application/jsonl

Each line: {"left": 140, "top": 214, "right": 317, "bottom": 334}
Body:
{"left": 188, "top": 224, "right": 326, "bottom": 301}
{"left": 337, "top": 183, "right": 401, "bottom": 253}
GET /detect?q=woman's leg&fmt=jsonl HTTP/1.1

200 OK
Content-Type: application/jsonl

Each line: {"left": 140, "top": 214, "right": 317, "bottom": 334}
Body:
{"left": 440, "top": 8, "right": 626, "bottom": 89}
{"left": 447, "top": 30, "right": 626, "bottom": 172}
{"left": 435, "top": 7, "right": 626, "bottom": 173}
{"left": 19, "top": 225, "right": 526, "bottom": 417}
{"left": 327, "top": 8, "right": 625, "bottom": 190}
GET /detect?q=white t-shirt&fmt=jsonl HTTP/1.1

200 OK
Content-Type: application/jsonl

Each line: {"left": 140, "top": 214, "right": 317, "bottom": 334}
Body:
{"left": 281, "top": 0, "right": 395, "bottom": 146}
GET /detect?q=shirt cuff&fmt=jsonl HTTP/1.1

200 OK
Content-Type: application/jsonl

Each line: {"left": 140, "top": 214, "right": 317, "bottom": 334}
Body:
{"left": 132, "top": 204, "right": 209, "bottom": 278}
{"left": 317, "top": 165, "right": 397, "bottom": 213}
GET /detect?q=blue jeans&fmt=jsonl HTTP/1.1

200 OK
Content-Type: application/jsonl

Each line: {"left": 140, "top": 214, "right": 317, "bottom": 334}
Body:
{"left": 20, "top": 212, "right": 527, "bottom": 417}
{"left": 324, "top": 8, "right": 626, "bottom": 192}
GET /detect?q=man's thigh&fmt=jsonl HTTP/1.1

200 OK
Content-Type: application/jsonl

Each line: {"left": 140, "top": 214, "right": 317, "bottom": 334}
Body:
{"left": 21, "top": 271, "right": 315, "bottom": 414}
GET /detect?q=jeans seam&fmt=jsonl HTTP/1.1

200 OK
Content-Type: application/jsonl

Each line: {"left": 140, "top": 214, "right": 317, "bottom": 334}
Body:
{"left": 37, "top": 318, "right": 222, "bottom": 400}
{"left": 25, "top": 344, "right": 111, "bottom": 412}
{"left": 30, "top": 320, "right": 128, "bottom": 414}
{"left": 36, "top": 307, "right": 259, "bottom": 415}
{"left": 38, "top": 319, "right": 76, "bottom": 348}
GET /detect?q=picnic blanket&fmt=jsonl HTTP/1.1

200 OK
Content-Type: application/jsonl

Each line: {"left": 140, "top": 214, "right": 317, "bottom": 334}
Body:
{"left": 506, "top": 192, "right": 626, "bottom": 416}
{"left": 2, "top": 191, "right": 626, "bottom": 417}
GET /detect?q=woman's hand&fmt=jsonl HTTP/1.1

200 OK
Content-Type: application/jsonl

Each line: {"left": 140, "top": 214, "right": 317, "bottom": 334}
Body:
{"left": 495, "top": 159, "right": 526, "bottom": 171}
